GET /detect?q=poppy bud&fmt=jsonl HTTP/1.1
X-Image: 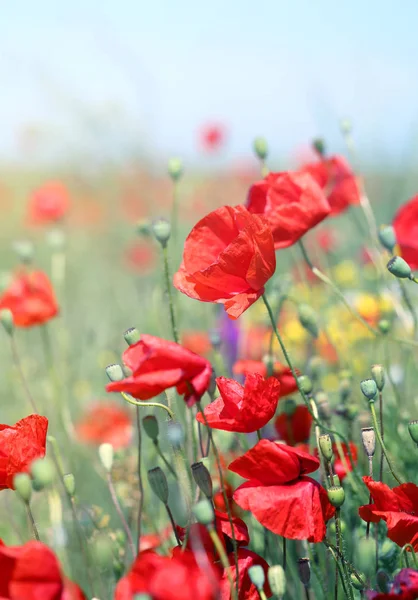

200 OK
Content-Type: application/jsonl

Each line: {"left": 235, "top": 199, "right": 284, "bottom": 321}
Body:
{"left": 268, "top": 565, "right": 286, "bottom": 598}
{"left": 192, "top": 498, "right": 214, "bottom": 526}
{"left": 105, "top": 364, "right": 124, "bottom": 382}
{"left": 328, "top": 517, "right": 345, "bottom": 535}
{"left": 167, "top": 422, "right": 184, "bottom": 448}
{"left": 124, "top": 327, "right": 140, "bottom": 346}
{"left": 378, "top": 225, "right": 396, "bottom": 253}
{"left": 327, "top": 486, "right": 345, "bottom": 508}
{"left": 152, "top": 218, "right": 171, "bottom": 248}
{"left": 99, "top": 443, "right": 114, "bottom": 473}
{"left": 298, "top": 304, "right": 319, "bottom": 339}
{"left": 371, "top": 364, "right": 385, "bottom": 391}
{"left": 408, "top": 420, "right": 418, "bottom": 446}
{"left": 13, "top": 240, "right": 34, "bottom": 264}
{"left": 386, "top": 256, "right": 412, "bottom": 279}
{"left": 282, "top": 398, "right": 297, "bottom": 416}
{"left": 191, "top": 462, "right": 213, "bottom": 499}
{"left": 253, "top": 137, "right": 268, "bottom": 161}
{"left": 339, "top": 379, "right": 351, "bottom": 402}
{"left": 30, "top": 457, "right": 55, "bottom": 489}
{"left": 248, "top": 565, "right": 265, "bottom": 591}
{"left": 297, "top": 375, "right": 313, "bottom": 395}
{"left": 360, "top": 379, "right": 377, "bottom": 401}
{"left": 308, "top": 356, "right": 323, "bottom": 382}
{"left": 312, "top": 138, "right": 326, "bottom": 157}
{"left": 297, "top": 558, "right": 311, "bottom": 586}
{"left": 148, "top": 467, "right": 169, "bottom": 505}
{"left": 327, "top": 474, "right": 341, "bottom": 488}
{"left": 346, "top": 403, "right": 358, "bottom": 421}
{"left": 167, "top": 157, "right": 183, "bottom": 181}
{"left": 63, "top": 473, "right": 75, "bottom": 496}
{"left": 143, "top": 416, "right": 159, "bottom": 441}
{"left": 350, "top": 572, "right": 366, "bottom": 591}
{"left": 378, "top": 319, "right": 391, "bottom": 335}
{"left": 361, "top": 427, "right": 376, "bottom": 457}
{"left": 91, "top": 534, "right": 114, "bottom": 570}
{"left": 13, "top": 473, "right": 32, "bottom": 503}
{"left": 319, "top": 434, "right": 333, "bottom": 462}
{"left": 136, "top": 219, "right": 151, "bottom": 237}
{"left": 315, "top": 391, "right": 331, "bottom": 420}
{"left": 376, "top": 570, "right": 390, "bottom": 593}
{"left": 0, "top": 309, "right": 14, "bottom": 336}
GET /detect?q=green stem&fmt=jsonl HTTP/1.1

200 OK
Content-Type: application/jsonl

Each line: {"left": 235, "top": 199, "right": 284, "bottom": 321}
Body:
{"left": 171, "top": 180, "right": 180, "bottom": 243}
{"left": 154, "top": 440, "right": 177, "bottom": 477}
{"left": 334, "top": 510, "right": 354, "bottom": 600}
{"left": 209, "top": 527, "right": 238, "bottom": 600}
{"left": 26, "top": 502, "right": 40, "bottom": 541}
{"left": 400, "top": 544, "right": 418, "bottom": 569}
{"left": 256, "top": 429, "right": 262, "bottom": 441}
{"left": 136, "top": 407, "right": 144, "bottom": 553}
{"left": 166, "top": 503, "right": 182, "bottom": 546}
{"left": 121, "top": 391, "right": 174, "bottom": 420}
{"left": 10, "top": 337, "right": 39, "bottom": 413}
{"left": 369, "top": 401, "right": 403, "bottom": 484}
{"left": 162, "top": 244, "right": 179, "bottom": 344}
{"left": 106, "top": 473, "right": 136, "bottom": 559}
{"left": 378, "top": 392, "right": 384, "bottom": 483}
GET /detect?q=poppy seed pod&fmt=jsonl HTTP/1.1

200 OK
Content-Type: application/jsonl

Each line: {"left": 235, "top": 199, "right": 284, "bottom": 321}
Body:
{"left": 192, "top": 498, "right": 214, "bottom": 526}
{"left": 148, "top": 467, "right": 169, "bottom": 505}
{"left": 253, "top": 137, "right": 268, "bottom": 161}
{"left": 142, "top": 416, "right": 159, "bottom": 442}
{"left": 315, "top": 391, "right": 332, "bottom": 420}
{"left": 297, "top": 375, "right": 313, "bottom": 395}
{"left": 361, "top": 427, "right": 376, "bottom": 457}
{"left": 248, "top": 565, "right": 265, "bottom": 591}
{"left": 308, "top": 356, "right": 323, "bottom": 382}
{"left": 152, "top": 218, "right": 171, "bottom": 248}
{"left": 191, "top": 462, "right": 213, "bottom": 499}
{"left": 30, "top": 457, "right": 55, "bottom": 489}
{"left": 297, "top": 558, "right": 311, "bottom": 586}
{"left": 268, "top": 565, "right": 286, "bottom": 598}
{"left": 0, "top": 308, "right": 14, "bottom": 336}
{"left": 99, "top": 443, "right": 114, "bottom": 473}
{"left": 386, "top": 256, "right": 412, "bottom": 279}
{"left": 378, "top": 225, "right": 396, "bottom": 253}
{"left": 167, "top": 157, "right": 183, "bottom": 181}
{"left": 105, "top": 364, "right": 124, "bottom": 382}
{"left": 350, "top": 572, "right": 366, "bottom": 591}
{"left": 318, "top": 434, "right": 333, "bottom": 462}
{"left": 63, "top": 473, "right": 75, "bottom": 496}
{"left": 360, "top": 379, "right": 377, "bottom": 401}
{"left": 371, "top": 364, "right": 385, "bottom": 392}
{"left": 124, "top": 327, "right": 140, "bottom": 346}
{"left": 408, "top": 420, "right": 418, "bottom": 446}
{"left": 327, "top": 486, "right": 345, "bottom": 508}
{"left": 13, "top": 473, "right": 32, "bottom": 503}
{"left": 298, "top": 303, "right": 319, "bottom": 339}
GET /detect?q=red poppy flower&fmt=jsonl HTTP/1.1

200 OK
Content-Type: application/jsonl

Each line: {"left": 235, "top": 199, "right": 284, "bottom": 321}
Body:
{"left": 275, "top": 405, "right": 313, "bottom": 445}
{"left": 0, "top": 270, "right": 58, "bottom": 327}
{"left": 246, "top": 171, "right": 331, "bottom": 249}
{"left": 174, "top": 205, "right": 276, "bottom": 319}
{"left": 367, "top": 568, "right": 418, "bottom": 600}
{"left": 301, "top": 156, "right": 361, "bottom": 216}
{"left": 213, "top": 480, "right": 237, "bottom": 516}
{"left": 27, "top": 181, "right": 70, "bottom": 225}
{"left": 182, "top": 331, "right": 212, "bottom": 357}
{"left": 220, "top": 548, "right": 271, "bottom": 600}
{"left": 359, "top": 477, "right": 418, "bottom": 550}
{"left": 229, "top": 440, "right": 334, "bottom": 542}
{"left": 0, "top": 415, "right": 48, "bottom": 490}
{"left": 196, "top": 373, "right": 280, "bottom": 433}
{"left": 233, "top": 360, "right": 299, "bottom": 397}
{"left": 75, "top": 402, "right": 133, "bottom": 449}
{"left": 0, "top": 539, "right": 85, "bottom": 599}
{"left": 200, "top": 124, "right": 226, "bottom": 152}
{"left": 115, "top": 549, "right": 220, "bottom": 600}
{"left": 393, "top": 195, "right": 418, "bottom": 269}
{"left": 106, "top": 334, "right": 212, "bottom": 407}
{"left": 124, "top": 241, "right": 156, "bottom": 273}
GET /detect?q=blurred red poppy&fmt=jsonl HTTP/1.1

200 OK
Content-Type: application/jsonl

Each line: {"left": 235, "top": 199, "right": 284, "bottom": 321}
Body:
{"left": 0, "top": 415, "right": 48, "bottom": 490}
{"left": 393, "top": 194, "right": 418, "bottom": 269}
{"left": 316, "top": 229, "right": 337, "bottom": 253}
{"left": 0, "top": 539, "right": 85, "bottom": 599}
{"left": 115, "top": 549, "right": 220, "bottom": 600}
{"left": 182, "top": 331, "right": 212, "bottom": 357}
{"left": 275, "top": 405, "right": 313, "bottom": 445}
{"left": 174, "top": 205, "right": 276, "bottom": 319}
{"left": 359, "top": 477, "right": 418, "bottom": 550}
{"left": 124, "top": 241, "right": 156, "bottom": 273}
{"left": 106, "top": 334, "right": 212, "bottom": 407}
{"left": 75, "top": 402, "right": 133, "bottom": 449}
{"left": 230, "top": 440, "right": 334, "bottom": 542}
{"left": 247, "top": 171, "right": 331, "bottom": 249}
{"left": 220, "top": 548, "right": 271, "bottom": 600}
{"left": 200, "top": 124, "right": 226, "bottom": 152}
{"left": 0, "top": 270, "right": 58, "bottom": 327}
{"left": 301, "top": 156, "right": 361, "bottom": 216}
{"left": 196, "top": 373, "right": 280, "bottom": 433}
{"left": 367, "top": 568, "right": 418, "bottom": 600}
{"left": 333, "top": 442, "right": 357, "bottom": 482}
{"left": 27, "top": 181, "right": 70, "bottom": 225}
{"left": 233, "top": 360, "right": 299, "bottom": 397}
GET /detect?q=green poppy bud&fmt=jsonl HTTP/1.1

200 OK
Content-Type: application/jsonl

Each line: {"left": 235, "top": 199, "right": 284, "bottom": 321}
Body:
{"left": 13, "top": 473, "right": 32, "bottom": 503}
{"left": 253, "top": 137, "right": 268, "bottom": 161}
{"left": 152, "top": 218, "right": 171, "bottom": 248}
{"left": 319, "top": 434, "right": 333, "bottom": 462}
{"left": 124, "top": 327, "right": 140, "bottom": 346}
{"left": 378, "top": 319, "right": 391, "bottom": 335}
{"left": 408, "top": 420, "right": 418, "bottom": 446}
{"left": 30, "top": 457, "right": 55, "bottom": 489}
{"left": 297, "top": 558, "right": 311, "bottom": 586}
{"left": 148, "top": 467, "right": 169, "bottom": 504}
{"left": 0, "top": 309, "right": 14, "bottom": 336}
{"left": 99, "top": 443, "right": 114, "bottom": 473}
{"left": 298, "top": 304, "right": 319, "bottom": 339}
{"left": 371, "top": 364, "right": 385, "bottom": 391}
{"left": 192, "top": 498, "right": 214, "bottom": 526}
{"left": 307, "top": 356, "right": 323, "bottom": 382}
{"left": 63, "top": 473, "right": 76, "bottom": 496}
{"left": 360, "top": 378, "right": 377, "bottom": 401}
{"left": 378, "top": 225, "right": 396, "bottom": 253}
{"left": 248, "top": 565, "right": 265, "bottom": 591}
{"left": 268, "top": 565, "right": 286, "bottom": 598}
{"left": 13, "top": 240, "right": 34, "bottom": 264}
{"left": 315, "top": 391, "right": 332, "bottom": 420}
{"left": 167, "top": 157, "right": 183, "bottom": 181}
{"left": 386, "top": 256, "right": 412, "bottom": 279}
{"left": 312, "top": 138, "right": 326, "bottom": 157}
{"left": 328, "top": 517, "right": 346, "bottom": 535}
{"left": 191, "top": 462, "right": 213, "bottom": 499}
{"left": 143, "top": 416, "right": 159, "bottom": 441}
{"left": 327, "top": 486, "right": 345, "bottom": 508}
{"left": 297, "top": 375, "right": 313, "bottom": 395}
{"left": 350, "top": 572, "right": 366, "bottom": 591}
{"left": 105, "top": 364, "right": 124, "bottom": 382}
{"left": 361, "top": 427, "right": 376, "bottom": 457}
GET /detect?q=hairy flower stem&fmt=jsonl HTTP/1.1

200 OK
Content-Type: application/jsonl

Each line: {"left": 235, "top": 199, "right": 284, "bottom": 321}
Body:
{"left": 209, "top": 527, "right": 238, "bottom": 600}
{"left": 106, "top": 473, "right": 136, "bottom": 559}
{"left": 334, "top": 509, "right": 354, "bottom": 600}
{"left": 25, "top": 502, "right": 40, "bottom": 541}
{"left": 366, "top": 456, "right": 373, "bottom": 539}
{"left": 378, "top": 392, "right": 384, "bottom": 483}
{"left": 153, "top": 440, "right": 177, "bottom": 477}
{"left": 369, "top": 402, "right": 403, "bottom": 485}
{"left": 10, "top": 337, "right": 39, "bottom": 414}
{"left": 165, "top": 503, "right": 182, "bottom": 546}
{"left": 121, "top": 391, "right": 174, "bottom": 420}
{"left": 135, "top": 407, "right": 144, "bottom": 553}
{"left": 162, "top": 245, "right": 179, "bottom": 344}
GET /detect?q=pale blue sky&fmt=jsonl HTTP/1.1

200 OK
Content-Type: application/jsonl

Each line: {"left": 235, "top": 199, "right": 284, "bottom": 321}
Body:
{"left": 1, "top": 1, "right": 418, "bottom": 165}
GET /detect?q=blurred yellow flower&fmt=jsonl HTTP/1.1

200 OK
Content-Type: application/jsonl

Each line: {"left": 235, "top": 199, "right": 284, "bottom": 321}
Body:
{"left": 332, "top": 260, "right": 357, "bottom": 287}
